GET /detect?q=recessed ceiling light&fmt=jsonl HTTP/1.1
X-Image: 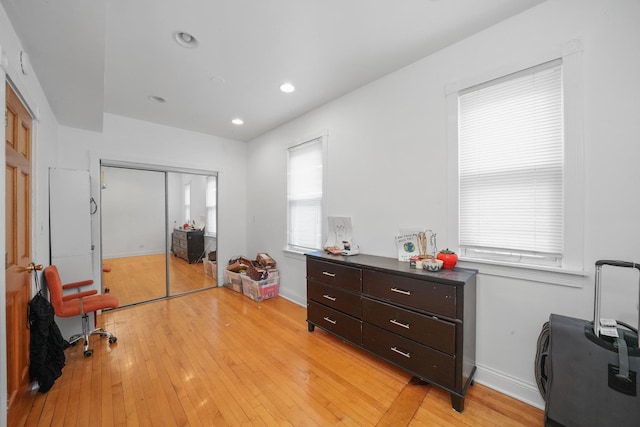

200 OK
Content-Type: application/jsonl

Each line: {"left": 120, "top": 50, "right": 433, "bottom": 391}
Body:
{"left": 173, "top": 31, "right": 198, "bottom": 48}
{"left": 232, "top": 118, "right": 244, "bottom": 125}
{"left": 280, "top": 82, "right": 295, "bottom": 93}
{"left": 148, "top": 95, "right": 167, "bottom": 103}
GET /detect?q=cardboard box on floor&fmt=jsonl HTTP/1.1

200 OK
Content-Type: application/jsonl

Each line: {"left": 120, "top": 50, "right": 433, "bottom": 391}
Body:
{"left": 227, "top": 256, "right": 252, "bottom": 273}
{"left": 256, "top": 253, "right": 276, "bottom": 268}
{"left": 224, "top": 270, "right": 243, "bottom": 293}
{"left": 241, "top": 270, "right": 279, "bottom": 302}
{"left": 225, "top": 254, "right": 278, "bottom": 298}
{"left": 203, "top": 259, "right": 217, "bottom": 278}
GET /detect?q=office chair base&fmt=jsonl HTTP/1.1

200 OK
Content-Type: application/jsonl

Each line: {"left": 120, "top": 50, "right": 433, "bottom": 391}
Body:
{"left": 68, "top": 314, "right": 117, "bottom": 357}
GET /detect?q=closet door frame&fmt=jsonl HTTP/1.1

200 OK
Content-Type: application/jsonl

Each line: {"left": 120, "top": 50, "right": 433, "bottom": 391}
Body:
{"left": 100, "top": 159, "right": 218, "bottom": 305}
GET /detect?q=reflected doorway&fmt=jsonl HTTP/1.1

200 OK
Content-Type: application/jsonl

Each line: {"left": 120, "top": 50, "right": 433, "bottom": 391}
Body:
{"left": 100, "top": 164, "right": 218, "bottom": 307}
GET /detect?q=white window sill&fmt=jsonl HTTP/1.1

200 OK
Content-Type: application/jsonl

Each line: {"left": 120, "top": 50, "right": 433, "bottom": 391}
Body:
{"left": 458, "top": 258, "right": 588, "bottom": 288}
{"left": 281, "top": 250, "right": 588, "bottom": 287}
{"left": 282, "top": 247, "right": 312, "bottom": 261}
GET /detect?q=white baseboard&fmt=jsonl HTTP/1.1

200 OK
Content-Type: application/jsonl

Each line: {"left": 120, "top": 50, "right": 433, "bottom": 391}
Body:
{"left": 278, "top": 290, "right": 306, "bottom": 307}
{"left": 474, "top": 363, "right": 545, "bottom": 410}
{"left": 102, "top": 250, "right": 164, "bottom": 259}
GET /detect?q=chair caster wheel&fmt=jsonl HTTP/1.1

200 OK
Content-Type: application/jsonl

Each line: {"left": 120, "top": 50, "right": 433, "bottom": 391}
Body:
{"left": 84, "top": 349, "right": 93, "bottom": 357}
{"left": 108, "top": 336, "right": 117, "bottom": 344}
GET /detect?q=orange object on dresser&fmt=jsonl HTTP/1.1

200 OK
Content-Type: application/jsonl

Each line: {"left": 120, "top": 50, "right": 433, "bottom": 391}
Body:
{"left": 437, "top": 249, "right": 458, "bottom": 269}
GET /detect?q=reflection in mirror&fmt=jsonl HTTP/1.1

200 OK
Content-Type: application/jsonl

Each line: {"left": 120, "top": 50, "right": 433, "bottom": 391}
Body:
{"left": 167, "top": 172, "right": 217, "bottom": 296}
{"left": 101, "top": 167, "right": 167, "bottom": 306}
{"left": 101, "top": 166, "right": 218, "bottom": 308}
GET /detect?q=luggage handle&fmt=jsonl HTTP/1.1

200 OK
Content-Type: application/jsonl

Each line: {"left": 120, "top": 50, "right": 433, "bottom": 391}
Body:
{"left": 595, "top": 260, "right": 640, "bottom": 270}
{"left": 593, "top": 260, "right": 640, "bottom": 347}
{"left": 616, "top": 320, "right": 639, "bottom": 335}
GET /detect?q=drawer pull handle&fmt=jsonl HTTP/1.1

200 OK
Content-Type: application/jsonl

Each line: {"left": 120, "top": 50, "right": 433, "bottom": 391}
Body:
{"left": 391, "top": 346, "right": 411, "bottom": 358}
{"left": 322, "top": 271, "right": 336, "bottom": 277}
{"left": 390, "top": 319, "right": 410, "bottom": 329}
{"left": 323, "top": 316, "right": 337, "bottom": 325}
{"left": 323, "top": 294, "right": 337, "bottom": 302}
{"left": 391, "top": 287, "right": 411, "bottom": 296}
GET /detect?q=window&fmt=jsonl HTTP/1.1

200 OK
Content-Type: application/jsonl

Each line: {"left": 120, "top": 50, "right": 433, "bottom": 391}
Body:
{"left": 184, "top": 182, "right": 191, "bottom": 224}
{"left": 457, "top": 59, "right": 564, "bottom": 267}
{"left": 287, "top": 136, "right": 324, "bottom": 252}
{"left": 205, "top": 176, "right": 217, "bottom": 236}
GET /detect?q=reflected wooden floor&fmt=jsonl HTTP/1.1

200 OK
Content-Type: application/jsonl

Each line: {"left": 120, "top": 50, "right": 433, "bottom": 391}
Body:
{"left": 103, "top": 254, "right": 216, "bottom": 306}
{"left": 11, "top": 288, "right": 544, "bottom": 426}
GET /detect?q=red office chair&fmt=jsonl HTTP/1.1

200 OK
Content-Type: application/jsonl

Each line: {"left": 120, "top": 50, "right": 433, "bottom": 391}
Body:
{"left": 44, "top": 265, "right": 119, "bottom": 357}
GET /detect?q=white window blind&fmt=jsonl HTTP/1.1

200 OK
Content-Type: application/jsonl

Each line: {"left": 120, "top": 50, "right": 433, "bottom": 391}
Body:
{"left": 288, "top": 137, "right": 323, "bottom": 251}
{"left": 205, "top": 176, "right": 217, "bottom": 236}
{"left": 458, "top": 59, "right": 564, "bottom": 266}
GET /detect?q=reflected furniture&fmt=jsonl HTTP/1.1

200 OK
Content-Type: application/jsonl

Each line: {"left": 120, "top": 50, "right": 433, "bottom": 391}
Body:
{"left": 172, "top": 229, "right": 205, "bottom": 264}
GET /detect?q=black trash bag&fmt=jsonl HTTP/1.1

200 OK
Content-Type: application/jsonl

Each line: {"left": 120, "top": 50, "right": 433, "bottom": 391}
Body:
{"left": 28, "top": 292, "right": 68, "bottom": 393}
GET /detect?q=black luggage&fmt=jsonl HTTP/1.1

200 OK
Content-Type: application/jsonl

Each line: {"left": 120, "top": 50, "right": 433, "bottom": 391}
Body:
{"left": 537, "top": 260, "right": 640, "bottom": 427}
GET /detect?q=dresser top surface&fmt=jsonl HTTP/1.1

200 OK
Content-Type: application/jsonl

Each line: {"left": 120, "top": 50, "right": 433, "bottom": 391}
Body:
{"left": 173, "top": 229, "right": 204, "bottom": 235}
{"left": 306, "top": 251, "right": 476, "bottom": 285}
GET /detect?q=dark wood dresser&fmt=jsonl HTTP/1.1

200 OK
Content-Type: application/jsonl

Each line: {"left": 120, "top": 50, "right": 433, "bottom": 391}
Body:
{"left": 306, "top": 251, "right": 477, "bottom": 412}
{"left": 171, "top": 229, "right": 204, "bottom": 264}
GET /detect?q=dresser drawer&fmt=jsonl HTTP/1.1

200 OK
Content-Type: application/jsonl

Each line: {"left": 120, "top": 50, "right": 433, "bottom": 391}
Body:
{"left": 362, "top": 297, "right": 456, "bottom": 355}
{"left": 307, "top": 259, "right": 362, "bottom": 292}
{"left": 308, "top": 281, "right": 362, "bottom": 318}
{"left": 363, "top": 323, "right": 455, "bottom": 390}
{"left": 308, "top": 301, "right": 362, "bottom": 345}
{"left": 363, "top": 270, "right": 456, "bottom": 318}
{"left": 173, "top": 237, "right": 187, "bottom": 249}
{"left": 174, "top": 248, "right": 187, "bottom": 260}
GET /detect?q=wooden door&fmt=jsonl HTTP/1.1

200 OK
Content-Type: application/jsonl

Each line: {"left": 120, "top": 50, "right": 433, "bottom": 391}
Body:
{"left": 5, "top": 82, "right": 33, "bottom": 412}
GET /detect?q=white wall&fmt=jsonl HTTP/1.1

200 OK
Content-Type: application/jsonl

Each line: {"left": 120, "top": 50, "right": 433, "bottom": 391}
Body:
{"left": 246, "top": 0, "right": 640, "bottom": 409}
{"left": 101, "top": 166, "right": 166, "bottom": 258}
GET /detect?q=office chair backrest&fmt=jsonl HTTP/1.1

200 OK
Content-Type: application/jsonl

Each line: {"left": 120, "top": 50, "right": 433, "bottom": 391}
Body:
{"left": 43, "top": 265, "right": 64, "bottom": 315}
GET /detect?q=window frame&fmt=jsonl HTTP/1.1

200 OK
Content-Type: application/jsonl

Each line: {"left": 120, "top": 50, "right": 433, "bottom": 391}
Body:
{"left": 445, "top": 40, "right": 586, "bottom": 287}
{"left": 205, "top": 175, "right": 217, "bottom": 237}
{"left": 457, "top": 59, "right": 564, "bottom": 267}
{"left": 184, "top": 182, "right": 191, "bottom": 224}
{"left": 285, "top": 131, "right": 328, "bottom": 254}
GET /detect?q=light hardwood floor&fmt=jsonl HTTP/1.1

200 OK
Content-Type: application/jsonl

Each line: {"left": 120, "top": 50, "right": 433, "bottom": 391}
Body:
{"left": 103, "top": 254, "right": 217, "bottom": 307}
{"left": 10, "top": 287, "right": 544, "bottom": 426}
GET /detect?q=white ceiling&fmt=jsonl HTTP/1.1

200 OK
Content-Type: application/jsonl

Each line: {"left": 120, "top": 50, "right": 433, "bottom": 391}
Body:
{"left": 2, "top": 0, "right": 545, "bottom": 142}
